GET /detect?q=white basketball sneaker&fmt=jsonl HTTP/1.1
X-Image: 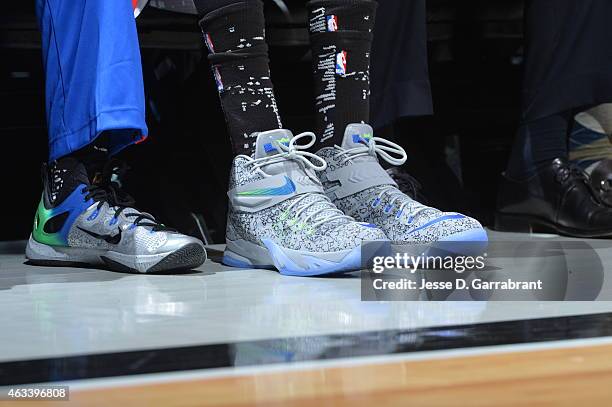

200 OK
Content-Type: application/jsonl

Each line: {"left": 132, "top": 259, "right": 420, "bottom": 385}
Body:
{"left": 315, "top": 123, "right": 488, "bottom": 255}
{"left": 223, "top": 129, "right": 387, "bottom": 276}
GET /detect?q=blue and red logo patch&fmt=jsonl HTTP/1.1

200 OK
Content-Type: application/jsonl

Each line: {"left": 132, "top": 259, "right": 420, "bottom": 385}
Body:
{"left": 326, "top": 15, "right": 338, "bottom": 32}
{"left": 335, "top": 51, "right": 347, "bottom": 75}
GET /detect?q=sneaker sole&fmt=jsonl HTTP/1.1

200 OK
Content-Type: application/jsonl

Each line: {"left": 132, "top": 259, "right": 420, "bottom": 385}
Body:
{"left": 222, "top": 238, "right": 363, "bottom": 277}
{"left": 25, "top": 235, "right": 206, "bottom": 274}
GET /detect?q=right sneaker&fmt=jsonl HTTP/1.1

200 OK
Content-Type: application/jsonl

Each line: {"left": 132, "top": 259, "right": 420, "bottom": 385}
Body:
{"left": 223, "top": 129, "right": 387, "bottom": 277}
{"left": 26, "top": 158, "right": 207, "bottom": 273}
{"left": 315, "top": 124, "right": 488, "bottom": 256}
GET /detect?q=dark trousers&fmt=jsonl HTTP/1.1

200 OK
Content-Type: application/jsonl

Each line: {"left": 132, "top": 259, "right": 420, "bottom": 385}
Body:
{"left": 522, "top": 0, "right": 612, "bottom": 122}
{"left": 370, "top": 0, "right": 432, "bottom": 129}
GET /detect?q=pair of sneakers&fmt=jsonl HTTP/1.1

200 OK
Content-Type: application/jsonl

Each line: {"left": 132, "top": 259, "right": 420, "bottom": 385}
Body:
{"left": 223, "top": 124, "right": 488, "bottom": 277}
{"left": 26, "top": 124, "right": 487, "bottom": 276}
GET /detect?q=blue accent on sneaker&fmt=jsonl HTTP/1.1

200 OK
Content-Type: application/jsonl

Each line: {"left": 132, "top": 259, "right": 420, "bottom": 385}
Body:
{"left": 262, "top": 239, "right": 363, "bottom": 277}
{"left": 222, "top": 253, "right": 273, "bottom": 270}
{"left": 407, "top": 214, "right": 466, "bottom": 235}
{"left": 237, "top": 176, "right": 297, "bottom": 197}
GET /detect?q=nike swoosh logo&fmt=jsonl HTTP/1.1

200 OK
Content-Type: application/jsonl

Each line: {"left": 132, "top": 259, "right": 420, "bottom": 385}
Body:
{"left": 237, "top": 176, "right": 297, "bottom": 196}
{"left": 406, "top": 214, "right": 466, "bottom": 235}
{"left": 78, "top": 226, "right": 122, "bottom": 244}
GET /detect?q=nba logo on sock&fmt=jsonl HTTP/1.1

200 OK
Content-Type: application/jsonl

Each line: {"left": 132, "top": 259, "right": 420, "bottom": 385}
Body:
{"left": 326, "top": 15, "right": 338, "bottom": 32}
{"left": 213, "top": 66, "right": 224, "bottom": 91}
{"left": 336, "top": 51, "right": 347, "bottom": 75}
{"left": 204, "top": 33, "right": 215, "bottom": 53}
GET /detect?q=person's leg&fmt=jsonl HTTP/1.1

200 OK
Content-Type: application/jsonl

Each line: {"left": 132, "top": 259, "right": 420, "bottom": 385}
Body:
{"left": 192, "top": 0, "right": 387, "bottom": 276}
{"left": 506, "top": 112, "right": 572, "bottom": 181}
{"left": 36, "top": 0, "right": 148, "bottom": 163}
{"left": 28, "top": 0, "right": 206, "bottom": 273}
{"left": 496, "top": 0, "right": 612, "bottom": 237}
{"left": 369, "top": 0, "right": 432, "bottom": 130}
{"left": 569, "top": 104, "right": 612, "bottom": 206}
{"left": 307, "top": 0, "right": 377, "bottom": 147}
{"left": 195, "top": 0, "right": 282, "bottom": 156}
{"left": 570, "top": 104, "right": 612, "bottom": 172}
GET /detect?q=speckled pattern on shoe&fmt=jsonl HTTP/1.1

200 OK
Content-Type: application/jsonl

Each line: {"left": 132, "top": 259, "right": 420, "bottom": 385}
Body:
{"left": 224, "top": 129, "right": 387, "bottom": 276}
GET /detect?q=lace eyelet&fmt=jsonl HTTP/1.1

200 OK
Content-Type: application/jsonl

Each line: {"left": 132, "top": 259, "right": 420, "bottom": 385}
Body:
{"left": 383, "top": 204, "right": 393, "bottom": 214}
{"left": 371, "top": 197, "right": 381, "bottom": 208}
{"left": 87, "top": 209, "right": 100, "bottom": 221}
{"left": 395, "top": 209, "right": 403, "bottom": 220}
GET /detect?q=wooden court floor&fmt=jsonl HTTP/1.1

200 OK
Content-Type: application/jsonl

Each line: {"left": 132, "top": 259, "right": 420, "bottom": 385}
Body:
{"left": 11, "top": 343, "right": 612, "bottom": 407}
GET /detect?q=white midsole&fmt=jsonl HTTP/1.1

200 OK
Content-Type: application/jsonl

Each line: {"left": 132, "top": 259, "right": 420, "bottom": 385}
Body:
{"left": 224, "top": 238, "right": 356, "bottom": 266}
{"left": 25, "top": 235, "right": 173, "bottom": 273}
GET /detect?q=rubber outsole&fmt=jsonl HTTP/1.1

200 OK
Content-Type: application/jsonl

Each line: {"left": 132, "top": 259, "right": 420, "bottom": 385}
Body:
{"left": 26, "top": 236, "right": 206, "bottom": 274}
{"left": 148, "top": 243, "right": 207, "bottom": 273}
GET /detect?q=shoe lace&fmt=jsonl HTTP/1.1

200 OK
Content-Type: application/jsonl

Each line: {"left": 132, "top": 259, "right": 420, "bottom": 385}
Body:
{"left": 335, "top": 136, "right": 436, "bottom": 223}
{"left": 243, "top": 132, "right": 352, "bottom": 229}
{"left": 82, "top": 160, "right": 175, "bottom": 232}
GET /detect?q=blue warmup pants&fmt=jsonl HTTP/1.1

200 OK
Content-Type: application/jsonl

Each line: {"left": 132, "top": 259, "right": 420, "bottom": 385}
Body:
{"left": 36, "top": 0, "right": 148, "bottom": 161}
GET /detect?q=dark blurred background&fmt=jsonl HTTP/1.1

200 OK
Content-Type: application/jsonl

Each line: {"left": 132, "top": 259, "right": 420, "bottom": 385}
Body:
{"left": 0, "top": 0, "right": 524, "bottom": 243}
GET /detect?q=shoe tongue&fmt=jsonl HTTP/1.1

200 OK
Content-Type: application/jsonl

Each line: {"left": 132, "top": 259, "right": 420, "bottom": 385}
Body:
{"left": 52, "top": 157, "right": 91, "bottom": 186}
{"left": 254, "top": 129, "right": 294, "bottom": 159}
{"left": 341, "top": 123, "right": 374, "bottom": 149}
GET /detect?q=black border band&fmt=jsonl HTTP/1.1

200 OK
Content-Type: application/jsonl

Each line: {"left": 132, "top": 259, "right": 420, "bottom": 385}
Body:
{"left": 2, "top": 312, "right": 612, "bottom": 386}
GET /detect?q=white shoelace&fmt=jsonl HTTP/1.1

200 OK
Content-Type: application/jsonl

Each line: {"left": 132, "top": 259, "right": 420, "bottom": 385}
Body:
{"left": 243, "top": 132, "right": 353, "bottom": 230}
{"left": 336, "top": 136, "right": 435, "bottom": 223}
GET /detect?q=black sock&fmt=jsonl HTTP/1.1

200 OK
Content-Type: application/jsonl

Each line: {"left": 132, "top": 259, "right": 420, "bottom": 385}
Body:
{"left": 506, "top": 112, "right": 572, "bottom": 180}
{"left": 199, "top": 0, "right": 283, "bottom": 156}
{"left": 48, "top": 136, "right": 110, "bottom": 205}
{"left": 307, "top": 0, "right": 377, "bottom": 148}
{"left": 55, "top": 134, "right": 109, "bottom": 177}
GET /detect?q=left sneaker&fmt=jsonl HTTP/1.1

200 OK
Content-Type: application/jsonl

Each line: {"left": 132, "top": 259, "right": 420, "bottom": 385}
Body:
{"left": 223, "top": 129, "right": 388, "bottom": 277}
{"left": 26, "top": 158, "right": 207, "bottom": 273}
{"left": 315, "top": 123, "right": 488, "bottom": 255}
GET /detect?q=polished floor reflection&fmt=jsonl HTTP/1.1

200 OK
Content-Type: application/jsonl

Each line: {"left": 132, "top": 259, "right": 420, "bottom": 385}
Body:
{"left": 1, "top": 231, "right": 612, "bottom": 381}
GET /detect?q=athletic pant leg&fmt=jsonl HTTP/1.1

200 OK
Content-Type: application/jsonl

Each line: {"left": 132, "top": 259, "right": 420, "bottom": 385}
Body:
{"left": 36, "top": 0, "right": 148, "bottom": 161}
{"left": 522, "top": 0, "right": 612, "bottom": 122}
{"left": 370, "top": 0, "right": 432, "bottom": 129}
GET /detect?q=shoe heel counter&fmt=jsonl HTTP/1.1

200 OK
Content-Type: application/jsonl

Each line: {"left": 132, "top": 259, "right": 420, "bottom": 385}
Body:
{"left": 225, "top": 209, "right": 240, "bottom": 241}
{"left": 32, "top": 195, "right": 66, "bottom": 246}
